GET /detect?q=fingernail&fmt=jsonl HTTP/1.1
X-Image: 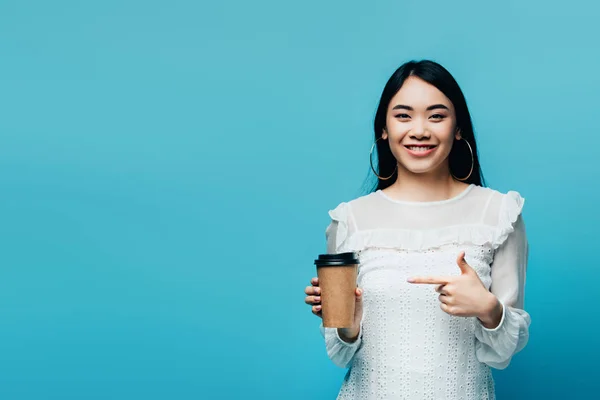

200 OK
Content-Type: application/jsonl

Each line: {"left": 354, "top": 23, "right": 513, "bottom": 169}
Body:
{"left": 407, "top": 277, "right": 415, "bottom": 283}
{"left": 314, "top": 296, "right": 320, "bottom": 302}
{"left": 316, "top": 305, "right": 321, "bottom": 310}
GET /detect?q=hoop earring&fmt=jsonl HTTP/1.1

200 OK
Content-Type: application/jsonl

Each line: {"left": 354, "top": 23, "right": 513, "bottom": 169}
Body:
{"left": 451, "top": 137, "right": 474, "bottom": 181}
{"left": 370, "top": 137, "right": 397, "bottom": 181}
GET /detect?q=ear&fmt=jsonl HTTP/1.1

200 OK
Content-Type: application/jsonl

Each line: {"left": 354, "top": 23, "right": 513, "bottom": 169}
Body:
{"left": 455, "top": 128, "right": 462, "bottom": 141}
{"left": 382, "top": 127, "right": 388, "bottom": 140}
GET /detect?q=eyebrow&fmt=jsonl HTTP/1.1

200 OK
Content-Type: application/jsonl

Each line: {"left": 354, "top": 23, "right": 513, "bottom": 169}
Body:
{"left": 392, "top": 104, "right": 450, "bottom": 111}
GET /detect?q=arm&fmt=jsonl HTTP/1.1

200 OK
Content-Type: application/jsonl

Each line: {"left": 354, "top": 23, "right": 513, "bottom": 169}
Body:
{"left": 320, "top": 317, "right": 365, "bottom": 369}
{"left": 474, "top": 215, "right": 531, "bottom": 369}
{"left": 319, "top": 204, "right": 364, "bottom": 369}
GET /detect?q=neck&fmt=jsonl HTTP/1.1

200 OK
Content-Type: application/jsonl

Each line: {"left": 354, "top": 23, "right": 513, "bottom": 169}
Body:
{"left": 383, "top": 162, "right": 468, "bottom": 202}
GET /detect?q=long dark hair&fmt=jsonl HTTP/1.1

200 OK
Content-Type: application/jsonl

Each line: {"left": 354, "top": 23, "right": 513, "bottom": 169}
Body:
{"left": 366, "top": 60, "right": 485, "bottom": 192}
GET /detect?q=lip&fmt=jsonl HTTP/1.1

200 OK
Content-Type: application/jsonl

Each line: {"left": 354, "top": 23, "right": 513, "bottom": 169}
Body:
{"left": 404, "top": 145, "right": 437, "bottom": 157}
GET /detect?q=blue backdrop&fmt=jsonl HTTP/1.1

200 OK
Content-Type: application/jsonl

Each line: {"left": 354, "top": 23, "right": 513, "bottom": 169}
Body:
{"left": 0, "top": 1, "right": 597, "bottom": 399}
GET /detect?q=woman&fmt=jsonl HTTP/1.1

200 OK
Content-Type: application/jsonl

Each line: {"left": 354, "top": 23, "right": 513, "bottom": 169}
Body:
{"left": 304, "top": 60, "right": 530, "bottom": 399}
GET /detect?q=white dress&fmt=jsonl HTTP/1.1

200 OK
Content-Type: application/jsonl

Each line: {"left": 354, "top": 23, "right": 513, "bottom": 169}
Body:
{"left": 319, "top": 184, "right": 530, "bottom": 400}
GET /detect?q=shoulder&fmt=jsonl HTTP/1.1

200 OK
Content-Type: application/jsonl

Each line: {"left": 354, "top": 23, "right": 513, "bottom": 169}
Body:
{"left": 470, "top": 185, "right": 525, "bottom": 213}
{"left": 328, "top": 191, "right": 384, "bottom": 219}
{"left": 480, "top": 185, "right": 525, "bottom": 208}
{"left": 476, "top": 186, "right": 526, "bottom": 249}
{"left": 325, "top": 192, "right": 381, "bottom": 252}
{"left": 472, "top": 184, "right": 523, "bottom": 199}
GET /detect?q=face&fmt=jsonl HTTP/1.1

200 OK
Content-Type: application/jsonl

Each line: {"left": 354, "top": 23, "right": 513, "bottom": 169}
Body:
{"left": 382, "top": 76, "right": 461, "bottom": 175}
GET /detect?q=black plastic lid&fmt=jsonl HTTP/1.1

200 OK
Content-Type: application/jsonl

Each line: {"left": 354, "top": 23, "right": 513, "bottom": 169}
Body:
{"left": 314, "top": 252, "right": 359, "bottom": 267}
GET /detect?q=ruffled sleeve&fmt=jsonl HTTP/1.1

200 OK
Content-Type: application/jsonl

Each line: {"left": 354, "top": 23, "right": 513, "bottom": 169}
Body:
{"left": 490, "top": 190, "right": 527, "bottom": 250}
{"left": 325, "top": 202, "right": 352, "bottom": 254}
{"left": 474, "top": 191, "right": 531, "bottom": 369}
{"left": 320, "top": 202, "right": 364, "bottom": 368}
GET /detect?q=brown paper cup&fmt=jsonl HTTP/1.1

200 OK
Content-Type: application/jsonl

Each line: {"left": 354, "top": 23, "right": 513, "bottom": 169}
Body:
{"left": 314, "top": 252, "right": 359, "bottom": 328}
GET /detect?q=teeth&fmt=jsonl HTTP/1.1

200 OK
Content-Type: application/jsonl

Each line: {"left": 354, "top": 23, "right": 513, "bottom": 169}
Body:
{"left": 408, "top": 146, "right": 433, "bottom": 152}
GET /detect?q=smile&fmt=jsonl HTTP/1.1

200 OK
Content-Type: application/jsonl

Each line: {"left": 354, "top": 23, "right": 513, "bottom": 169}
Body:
{"left": 404, "top": 145, "right": 437, "bottom": 156}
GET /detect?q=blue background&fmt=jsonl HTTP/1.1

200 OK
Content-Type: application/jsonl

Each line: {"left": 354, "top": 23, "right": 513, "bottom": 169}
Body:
{"left": 0, "top": 0, "right": 597, "bottom": 398}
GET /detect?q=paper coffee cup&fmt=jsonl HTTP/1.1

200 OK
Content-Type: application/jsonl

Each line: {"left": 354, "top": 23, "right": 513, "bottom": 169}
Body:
{"left": 314, "top": 252, "right": 359, "bottom": 328}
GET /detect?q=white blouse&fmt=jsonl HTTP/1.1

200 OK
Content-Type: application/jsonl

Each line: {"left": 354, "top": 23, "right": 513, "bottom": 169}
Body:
{"left": 319, "top": 184, "right": 530, "bottom": 400}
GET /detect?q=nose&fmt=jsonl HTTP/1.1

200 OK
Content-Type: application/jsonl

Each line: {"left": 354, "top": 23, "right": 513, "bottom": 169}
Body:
{"left": 410, "top": 119, "right": 430, "bottom": 139}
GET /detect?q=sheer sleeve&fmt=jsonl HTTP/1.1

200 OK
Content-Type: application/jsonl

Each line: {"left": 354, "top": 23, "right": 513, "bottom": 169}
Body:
{"left": 319, "top": 202, "right": 364, "bottom": 368}
{"left": 474, "top": 214, "right": 531, "bottom": 369}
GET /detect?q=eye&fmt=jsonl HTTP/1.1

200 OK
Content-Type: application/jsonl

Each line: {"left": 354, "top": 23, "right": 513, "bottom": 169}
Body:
{"left": 395, "top": 113, "right": 410, "bottom": 119}
{"left": 430, "top": 114, "right": 446, "bottom": 120}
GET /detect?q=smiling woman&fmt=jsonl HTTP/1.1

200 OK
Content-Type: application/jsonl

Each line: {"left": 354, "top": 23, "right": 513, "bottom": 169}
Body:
{"left": 303, "top": 60, "right": 530, "bottom": 399}
{"left": 371, "top": 61, "right": 483, "bottom": 190}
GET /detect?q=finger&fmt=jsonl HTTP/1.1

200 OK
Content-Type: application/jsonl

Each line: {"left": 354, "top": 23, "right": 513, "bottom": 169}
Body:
{"left": 456, "top": 251, "right": 473, "bottom": 275}
{"left": 311, "top": 277, "right": 319, "bottom": 286}
{"left": 440, "top": 302, "right": 454, "bottom": 315}
{"left": 304, "top": 295, "right": 321, "bottom": 305}
{"left": 438, "top": 293, "right": 451, "bottom": 304}
{"left": 408, "top": 276, "right": 451, "bottom": 285}
{"left": 312, "top": 305, "right": 322, "bottom": 315}
{"left": 305, "top": 285, "right": 320, "bottom": 295}
{"left": 436, "top": 284, "right": 454, "bottom": 295}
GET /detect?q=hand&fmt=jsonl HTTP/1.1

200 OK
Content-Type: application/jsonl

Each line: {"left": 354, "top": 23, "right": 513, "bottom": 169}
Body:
{"left": 304, "top": 277, "right": 324, "bottom": 318}
{"left": 304, "top": 277, "right": 364, "bottom": 342}
{"left": 407, "top": 251, "right": 500, "bottom": 323}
